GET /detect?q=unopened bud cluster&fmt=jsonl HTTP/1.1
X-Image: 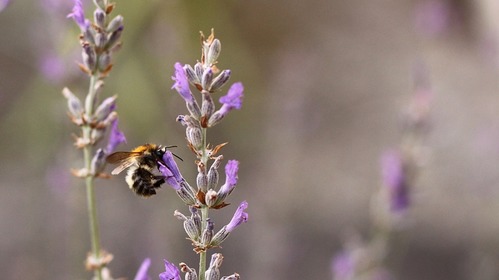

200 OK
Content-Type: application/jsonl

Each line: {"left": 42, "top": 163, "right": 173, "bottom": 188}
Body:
{"left": 68, "top": 0, "right": 124, "bottom": 76}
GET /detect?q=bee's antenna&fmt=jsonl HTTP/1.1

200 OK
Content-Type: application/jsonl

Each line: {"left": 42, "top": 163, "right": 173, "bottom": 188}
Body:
{"left": 163, "top": 145, "right": 183, "bottom": 161}
{"left": 172, "top": 152, "right": 183, "bottom": 161}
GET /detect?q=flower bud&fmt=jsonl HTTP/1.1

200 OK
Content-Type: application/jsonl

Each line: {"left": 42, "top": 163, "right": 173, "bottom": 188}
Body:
{"left": 176, "top": 181, "right": 197, "bottom": 205}
{"left": 201, "top": 92, "right": 215, "bottom": 119}
{"left": 62, "top": 87, "right": 84, "bottom": 120}
{"left": 201, "top": 218, "right": 214, "bottom": 246}
{"left": 82, "top": 43, "right": 96, "bottom": 72}
{"left": 106, "top": 25, "right": 123, "bottom": 50}
{"left": 206, "top": 39, "right": 221, "bottom": 66}
{"left": 82, "top": 25, "right": 96, "bottom": 45}
{"left": 94, "top": 32, "right": 107, "bottom": 49}
{"left": 207, "top": 156, "right": 223, "bottom": 190}
{"left": 98, "top": 51, "right": 112, "bottom": 72}
{"left": 107, "top": 15, "right": 124, "bottom": 33}
{"left": 180, "top": 263, "right": 198, "bottom": 280}
{"left": 90, "top": 148, "right": 106, "bottom": 176}
{"left": 207, "top": 111, "right": 223, "bottom": 127}
{"left": 94, "top": 8, "right": 106, "bottom": 29}
{"left": 100, "top": 111, "right": 118, "bottom": 128}
{"left": 186, "top": 102, "right": 202, "bottom": 119}
{"left": 205, "top": 189, "right": 218, "bottom": 208}
{"left": 187, "top": 127, "right": 203, "bottom": 149}
{"left": 201, "top": 68, "right": 213, "bottom": 91}
{"left": 205, "top": 253, "right": 223, "bottom": 280}
{"left": 94, "top": 95, "right": 117, "bottom": 122}
{"left": 184, "top": 216, "right": 201, "bottom": 241}
{"left": 194, "top": 62, "right": 204, "bottom": 83}
{"left": 210, "top": 69, "right": 231, "bottom": 92}
{"left": 190, "top": 206, "right": 202, "bottom": 234}
{"left": 197, "top": 171, "right": 208, "bottom": 192}
{"left": 184, "top": 64, "right": 200, "bottom": 86}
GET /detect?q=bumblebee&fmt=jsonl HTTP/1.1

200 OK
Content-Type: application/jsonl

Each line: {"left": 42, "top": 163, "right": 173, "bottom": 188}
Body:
{"left": 106, "top": 144, "right": 173, "bottom": 197}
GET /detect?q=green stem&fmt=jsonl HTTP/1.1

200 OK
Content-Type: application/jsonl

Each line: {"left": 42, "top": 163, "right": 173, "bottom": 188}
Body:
{"left": 198, "top": 206, "right": 209, "bottom": 280}
{"left": 83, "top": 74, "right": 103, "bottom": 280}
{"left": 198, "top": 127, "right": 209, "bottom": 280}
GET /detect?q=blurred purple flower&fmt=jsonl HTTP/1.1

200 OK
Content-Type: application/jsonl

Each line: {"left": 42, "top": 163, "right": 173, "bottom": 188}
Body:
{"left": 67, "top": 0, "right": 89, "bottom": 31}
{"left": 172, "top": 62, "right": 194, "bottom": 104}
{"left": 133, "top": 258, "right": 151, "bottom": 280}
{"left": 331, "top": 251, "right": 355, "bottom": 280}
{"left": 159, "top": 259, "right": 180, "bottom": 280}
{"left": 40, "top": 52, "right": 66, "bottom": 84}
{"left": 105, "top": 119, "right": 126, "bottom": 154}
{"left": 219, "top": 82, "right": 244, "bottom": 111}
{"left": 0, "top": 0, "right": 10, "bottom": 12}
{"left": 414, "top": 0, "right": 451, "bottom": 37}
{"left": 218, "top": 160, "right": 239, "bottom": 196}
{"left": 226, "top": 200, "right": 248, "bottom": 232}
{"left": 381, "top": 150, "right": 409, "bottom": 213}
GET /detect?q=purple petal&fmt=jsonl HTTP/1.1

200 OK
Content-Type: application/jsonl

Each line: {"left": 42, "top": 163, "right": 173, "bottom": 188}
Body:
{"left": 172, "top": 62, "right": 193, "bottom": 103}
{"left": 219, "top": 82, "right": 244, "bottom": 110}
{"left": 331, "top": 251, "right": 355, "bottom": 279}
{"left": 219, "top": 160, "right": 239, "bottom": 195}
{"left": 67, "top": 0, "right": 88, "bottom": 31}
{"left": 159, "top": 259, "right": 180, "bottom": 280}
{"left": 106, "top": 119, "right": 126, "bottom": 154}
{"left": 133, "top": 258, "right": 151, "bottom": 280}
{"left": 158, "top": 151, "right": 183, "bottom": 190}
{"left": 226, "top": 201, "right": 248, "bottom": 232}
{"left": 0, "top": 0, "right": 10, "bottom": 12}
{"left": 381, "top": 150, "right": 409, "bottom": 213}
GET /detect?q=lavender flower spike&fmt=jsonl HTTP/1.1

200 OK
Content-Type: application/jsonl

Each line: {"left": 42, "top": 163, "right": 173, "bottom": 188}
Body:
{"left": 67, "top": 0, "right": 89, "bottom": 31}
{"left": 226, "top": 200, "right": 248, "bottom": 232}
{"left": 105, "top": 119, "right": 127, "bottom": 154}
{"left": 172, "top": 62, "right": 194, "bottom": 104}
{"left": 159, "top": 259, "right": 181, "bottom": 280}
{"left": 133, "top": 258, "right": 151, "bottom": 280}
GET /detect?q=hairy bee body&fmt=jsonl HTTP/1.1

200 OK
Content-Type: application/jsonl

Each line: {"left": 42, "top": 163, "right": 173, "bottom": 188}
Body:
{"left": 106, "top": 144, "right": 168, "bottom": 197}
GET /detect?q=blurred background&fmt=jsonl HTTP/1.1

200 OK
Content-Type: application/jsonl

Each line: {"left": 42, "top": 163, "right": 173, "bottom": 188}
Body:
{"left": 2, "top": 0, "right": 499, "bottom": 279}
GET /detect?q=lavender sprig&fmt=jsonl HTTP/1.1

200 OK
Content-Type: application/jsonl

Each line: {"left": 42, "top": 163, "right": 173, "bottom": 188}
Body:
{"left": 332, "top": 65, "right": 432, "bottom": 280}
{"left": 161, "top": 29, "right": 247, "bottom": 280}
{"left": 62, "top": 0, "right": 125, "bottom": 279}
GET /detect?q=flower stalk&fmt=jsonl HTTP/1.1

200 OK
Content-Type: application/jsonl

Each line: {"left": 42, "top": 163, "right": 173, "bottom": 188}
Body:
{"left": 161, "top": 29, "right": 248, "bottom": 280}
{"left": 63, "top": 0, "right": 126, "bottom": 279}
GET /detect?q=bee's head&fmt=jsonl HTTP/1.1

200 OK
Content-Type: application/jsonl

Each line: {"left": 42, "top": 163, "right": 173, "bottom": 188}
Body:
{"left": 154, "top": 146, "right": 167, "bottom": 159}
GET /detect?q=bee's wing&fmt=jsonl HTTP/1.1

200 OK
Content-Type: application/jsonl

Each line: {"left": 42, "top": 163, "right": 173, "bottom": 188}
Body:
{"left": 106, "top": 152, "right": 140, "bottom": 175}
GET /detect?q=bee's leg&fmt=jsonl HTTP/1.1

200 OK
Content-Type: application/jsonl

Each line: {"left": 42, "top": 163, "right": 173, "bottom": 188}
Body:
{"left": 151, "top": 176, "right": 165, "bottom": 189}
